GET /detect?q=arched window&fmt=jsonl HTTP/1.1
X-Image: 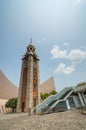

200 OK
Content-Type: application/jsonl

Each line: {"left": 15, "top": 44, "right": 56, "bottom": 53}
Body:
{"left": 21, "top": 102, "right": 25, "bottom": 112}
{"left": 33, "top": 97, "right": 37, "bottom": 107}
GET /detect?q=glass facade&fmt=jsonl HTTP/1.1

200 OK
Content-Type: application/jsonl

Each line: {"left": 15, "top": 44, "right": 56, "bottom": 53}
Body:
{"left": 68, "top": 96, "right": 75, "bottom": 108}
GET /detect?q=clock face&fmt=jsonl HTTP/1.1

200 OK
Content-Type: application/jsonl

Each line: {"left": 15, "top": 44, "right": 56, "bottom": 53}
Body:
{"left": 29, "top": 46, "right": 35, "bottom": 52}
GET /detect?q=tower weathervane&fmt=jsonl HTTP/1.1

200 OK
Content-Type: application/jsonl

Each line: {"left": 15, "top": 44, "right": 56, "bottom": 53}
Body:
{"left": 30, "top": 38, "right": 32, "bottom": 43}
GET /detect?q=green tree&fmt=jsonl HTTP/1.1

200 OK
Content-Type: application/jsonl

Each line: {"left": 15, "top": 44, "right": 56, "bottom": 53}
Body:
{"left": 5, "top": 98, "right": 17, "bottom": 112}
{"left": 50, "top": 90, "right": 57, "bottom": 95}
{"left": 41, "top": 90, "right": 57, "bottom": 101}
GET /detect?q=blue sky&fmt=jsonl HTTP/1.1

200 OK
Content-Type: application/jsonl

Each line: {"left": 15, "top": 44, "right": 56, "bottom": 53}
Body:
{"left": 0, "top": 0, "right": 86, "bottom": 91}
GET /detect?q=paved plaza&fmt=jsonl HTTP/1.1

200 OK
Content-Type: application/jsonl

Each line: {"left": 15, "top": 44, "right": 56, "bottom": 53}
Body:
{"left": 0, "top": 110, "right": 86, "bottom": 130}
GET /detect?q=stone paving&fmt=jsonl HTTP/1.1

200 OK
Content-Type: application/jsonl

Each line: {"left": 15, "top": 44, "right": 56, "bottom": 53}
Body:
{"left": 0, "top": 110, "right": 86, "bottom": 130}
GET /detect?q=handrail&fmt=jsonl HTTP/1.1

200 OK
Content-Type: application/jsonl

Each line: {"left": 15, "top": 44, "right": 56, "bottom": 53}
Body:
{"left": 35, "top": 87, "right": 72, "bottom": 114}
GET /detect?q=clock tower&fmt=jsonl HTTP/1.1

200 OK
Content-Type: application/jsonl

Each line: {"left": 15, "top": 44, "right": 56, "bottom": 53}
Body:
{"left": 17, "top": 40, "right": 40, "bottom": 113}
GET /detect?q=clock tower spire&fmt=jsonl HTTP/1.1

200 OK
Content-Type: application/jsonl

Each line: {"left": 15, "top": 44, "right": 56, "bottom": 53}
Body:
{"left": 30, "top": 38, "right": 32, "bottom": 44}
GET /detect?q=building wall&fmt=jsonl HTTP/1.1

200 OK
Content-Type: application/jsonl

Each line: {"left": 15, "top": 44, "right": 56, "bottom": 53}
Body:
{"left": 0, "top": 99, "right": 8, "bottom": 113}
{"left": 40, "top": 76, "right": 56, "bottom": 94}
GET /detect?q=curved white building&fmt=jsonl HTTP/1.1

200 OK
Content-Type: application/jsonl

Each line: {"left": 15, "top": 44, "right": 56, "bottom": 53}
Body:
{"left": 40, "top": 76, "right": 56, "bottom": 94}
{"left": 0, "top": 70, "right": 18, "bottom": 113}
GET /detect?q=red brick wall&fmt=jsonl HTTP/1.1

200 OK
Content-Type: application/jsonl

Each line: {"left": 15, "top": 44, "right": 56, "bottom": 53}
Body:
{"left": 33, "top": 71, "right": 38, "bottom": 105}
{"left": 20, "top": 67, "right": 28, "bottom": 106}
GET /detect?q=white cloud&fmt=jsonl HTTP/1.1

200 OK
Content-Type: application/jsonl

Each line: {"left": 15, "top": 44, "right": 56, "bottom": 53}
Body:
{"left": 51, "top": 45, "right": 86, "bottom": 75}
{"left": 51, "top": 45, "right": 86, "bottom": 65}
{"left": 51, "top": 45, "right": 67, "bottom": 59}
{"left": 68, "top": 49, "right": 86, "bottom": 64}
{"left": 55, "top": 63, "right": 75, "bottom": 75}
